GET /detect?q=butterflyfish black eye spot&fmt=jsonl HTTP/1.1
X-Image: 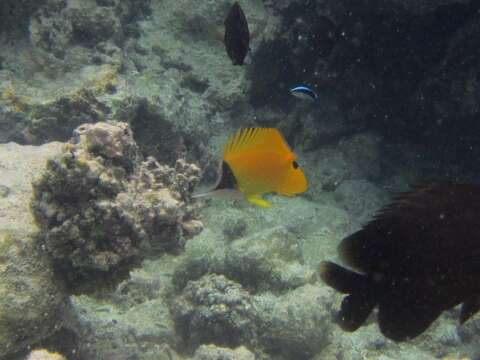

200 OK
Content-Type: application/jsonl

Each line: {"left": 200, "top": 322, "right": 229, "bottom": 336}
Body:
{"left": 292, "top": 160, "right": 299, "bottom": 169}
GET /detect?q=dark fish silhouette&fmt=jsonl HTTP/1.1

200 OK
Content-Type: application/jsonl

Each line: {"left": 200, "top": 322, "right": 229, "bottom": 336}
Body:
{"left": 224, "top": 2, "right": 250, "bottom": 65}
{"left": 320, "top": 182, "right": 480, "bottom": 341}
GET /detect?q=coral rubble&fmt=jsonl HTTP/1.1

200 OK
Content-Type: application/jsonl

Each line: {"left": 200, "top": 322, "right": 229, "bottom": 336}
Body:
{"left": 172, "top": 274, "right": 257, "bottom": 349}
{"left": 26, "top": 349, "right": 67, "bottom": 360}
{"left": 192, "top": 344, "right": 255, "bottom": 360}
{"left": 31, "top": 122, "right": 202, "bottom": 293}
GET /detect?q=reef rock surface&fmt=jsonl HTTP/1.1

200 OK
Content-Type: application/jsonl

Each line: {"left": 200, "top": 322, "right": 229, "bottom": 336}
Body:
{"left": 0, "top": 141, "right": 67, "bottom": 358}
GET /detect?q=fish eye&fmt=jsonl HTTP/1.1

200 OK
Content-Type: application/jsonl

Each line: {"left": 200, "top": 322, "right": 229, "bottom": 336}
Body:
{"left": 292, "top": 160, "right": 300, "bottom": 169}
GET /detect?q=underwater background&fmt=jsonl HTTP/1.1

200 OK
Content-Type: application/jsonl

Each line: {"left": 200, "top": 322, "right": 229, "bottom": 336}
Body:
{"left": 1, "top": 0, "right": 480, "bottom": 359}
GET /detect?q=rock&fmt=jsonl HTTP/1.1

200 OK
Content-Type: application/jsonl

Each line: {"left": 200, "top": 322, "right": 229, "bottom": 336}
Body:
{"left": 306, "top": 132, "right": 382, "bottom": 194}
{"left": 0, "top": 0, "right": 45, "bottom": 35}
{"left": 0, "top": 65, "right": 127, "bottom": 144}
{"left": 71, "top": 290, "right": 176, "bottom": 359}
{"left": 171, "top": 274, "right": 335, "bottom": 358}
{"left": 255, "top": 284, "right": 334, "bottom": 358}
{"left": 67, "top": 7, "right": 120, "bottom": 48}
{"left": 222, "top": 217, "right": 248, "bottom": 241}
{"left": 193, "top": 344, "right": 255, "bottom": 360}
{"left": 155, "top": 344, "right": 184, "bottom": 360}
{"left": 0, "top": 142, "right": 67, "bottom": 358}
{"left": 177, "top": 193, "right": 347, "bottom": 293}
{"left": 0, "top": 0, "right": 150, "bottom": 146}
{"left": 255, "top": 0, "right": 480, "bottom": 184}
{"left": 0, "top": 142, "right": 62, "bottom": 238}
{"left": 413, "top": 16, "right": 480, "bottom": 139}
{"left": 382, "top": 0, "right": 471, "bottom": 14}
{"left": 29, "top": 0, "right": 150, "bottom": 53}
{"left": 0, "top": 185, "right": 10, "bottom": 198}
{"left": 54, "top": 253, "right": 182, "bottom": 360}
{"left": 334, "top": 179, "right": 389, "bottom": 227}
{"left": 31, "top": 122, "right": 202, "bottom": 293}
{"left": 173, "top": 221, "right": 314, "bottom": 293}
{"left": 29, "top": 0, "right": 71, "bottom": 58}
{"left": 297, "top": 203, "right": 352, "bottom": 266}
{"left": 26, "top": 349, "right": 67, "bottom": 360}
{"left": 224, "top": 225, "right": 313, "bottom": 291}
{"left": 170, "top": 196, "right": 343, "bottom": 358}
{"left": 171, "top": 274, "right": 258, "bottom": 348}
{"left": 338, "top": 133, "right": 382, "bottom": 180}
{"left": 0, "top": 0, "right": 276, "bottom": 178}
{"left": 304, "top": 132, "right": 382, "bottom": 200}
{"left": 0, "top": 232, "right": 68, "bottom": 359}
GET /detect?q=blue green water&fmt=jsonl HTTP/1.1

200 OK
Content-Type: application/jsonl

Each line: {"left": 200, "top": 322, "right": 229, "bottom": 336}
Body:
{"left": 0, "top": 0, "right": 480, "bottom": 359}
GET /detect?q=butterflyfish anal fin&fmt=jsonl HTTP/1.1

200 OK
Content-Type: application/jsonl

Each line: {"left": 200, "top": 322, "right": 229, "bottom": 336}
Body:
{"left": 247, "top": 194, "right": 271, "bottom": 208}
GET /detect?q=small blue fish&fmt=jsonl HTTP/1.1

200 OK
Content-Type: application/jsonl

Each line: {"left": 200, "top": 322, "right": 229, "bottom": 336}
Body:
{"left": 289, "top": 85, "right": 318, "bottom": 101}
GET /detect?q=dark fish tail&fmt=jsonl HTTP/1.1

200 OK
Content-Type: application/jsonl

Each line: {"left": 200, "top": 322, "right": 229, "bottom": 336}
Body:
{"left": 376, "top": 283, "right": 444, "bottom": 341}
{"left": 320, "top": 261, "right": 377, "bottom": 332}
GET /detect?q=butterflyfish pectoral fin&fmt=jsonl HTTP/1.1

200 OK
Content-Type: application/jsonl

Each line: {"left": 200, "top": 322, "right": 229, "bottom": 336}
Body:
{"left": 247, "top": 194, "right": 271, "bottom": 208}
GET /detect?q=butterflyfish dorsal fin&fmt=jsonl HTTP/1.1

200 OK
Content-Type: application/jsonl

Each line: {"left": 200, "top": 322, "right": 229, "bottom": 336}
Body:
{"left": 223, "top": 127, "right": 293, "bottom": 159}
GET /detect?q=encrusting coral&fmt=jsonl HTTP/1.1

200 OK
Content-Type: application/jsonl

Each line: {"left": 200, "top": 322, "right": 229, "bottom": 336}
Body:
{"left": 31, "top": 122, "right": 203, "bottom": 293}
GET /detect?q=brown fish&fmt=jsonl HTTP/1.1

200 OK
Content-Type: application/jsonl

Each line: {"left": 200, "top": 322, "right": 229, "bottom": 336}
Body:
{"left": 320, "top": 182, "right": 480, "bottom": 341}
{"left": 224, "top": 2, "right": 250, "bottom": 65}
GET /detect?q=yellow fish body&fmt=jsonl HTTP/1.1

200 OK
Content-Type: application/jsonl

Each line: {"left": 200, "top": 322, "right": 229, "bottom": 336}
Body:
{"left": 200, "top": 127, "right": 307, "bottom": 207}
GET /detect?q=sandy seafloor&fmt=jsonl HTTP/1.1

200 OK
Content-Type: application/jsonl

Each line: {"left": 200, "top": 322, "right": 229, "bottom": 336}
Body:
{"left": 1, "top": 0, "right": 480, "bottom": 359}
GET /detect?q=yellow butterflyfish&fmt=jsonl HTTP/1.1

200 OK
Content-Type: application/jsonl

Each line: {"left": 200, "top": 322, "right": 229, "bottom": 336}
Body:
{"left": 194, "top": 127, "right": 308, "bottom": 207}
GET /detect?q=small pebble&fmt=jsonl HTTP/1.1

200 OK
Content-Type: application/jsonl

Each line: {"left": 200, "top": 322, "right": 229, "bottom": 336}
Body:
{"left": 223, "top": 218, "right": 247, "bottom": 240}
{"left": 0, "top": 185, "right": 11, "bottom": 198}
